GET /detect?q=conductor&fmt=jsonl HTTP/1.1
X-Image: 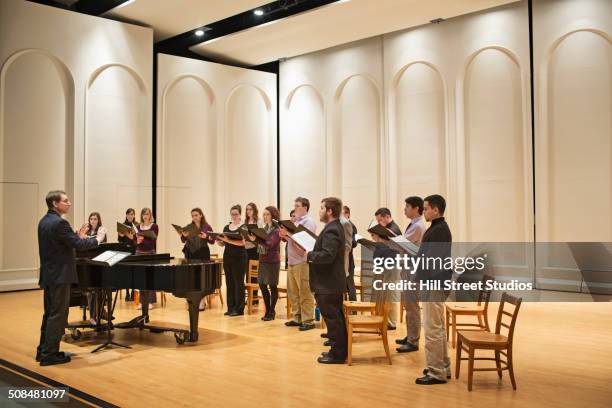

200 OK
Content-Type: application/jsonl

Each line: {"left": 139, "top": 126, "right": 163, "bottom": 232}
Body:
{"left": 36, "top": 190, "right": 99, "bottom": 366}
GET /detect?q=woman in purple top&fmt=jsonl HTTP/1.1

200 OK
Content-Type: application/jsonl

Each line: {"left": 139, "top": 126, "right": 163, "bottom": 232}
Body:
{"left": 249, "top": 206, "right": 281, "bottom": 321}
{"left": 136, "top": 207, "right": 159, "bottom": 308}
{"left": 179, "top": 207, "right": 215, "bottom": 260}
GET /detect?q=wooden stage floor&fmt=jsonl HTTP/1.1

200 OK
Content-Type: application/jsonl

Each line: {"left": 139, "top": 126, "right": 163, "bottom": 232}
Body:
{"left": 0, "top": 290, "right": 610, "bottom": 407}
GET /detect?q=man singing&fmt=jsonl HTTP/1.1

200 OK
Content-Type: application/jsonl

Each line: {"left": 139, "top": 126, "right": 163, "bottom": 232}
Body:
{"left": 306, "top": 197, "right": 347, "bottom": 364}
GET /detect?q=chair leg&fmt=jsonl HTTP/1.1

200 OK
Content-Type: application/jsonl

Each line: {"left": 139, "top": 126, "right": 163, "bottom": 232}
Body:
{"left": 400, "top": 298, "right": 404, "bottom": 323}
{"left": 451, "top": 312, "right": 457, "bottom": 349}
{"left": 455, "top": 338, "right": 462, "bottom": 379}
{"left": 477, "top": 312, "right": 484, "bottom": 329}
{"left": 508, "top": 346, "right": 517, "bottom": 390}
{"left": 382, "top": 326, "right": 392, "bottom": 365}
{"left": 495, "top": 350, "right": 503, "bottom": 379}
{"left": 445, "top": 308, "right": 450, "bottom": 341}
{"left": 467, "top": 346, "right": 475, "bottom": 391}
{"left": 286, "top": 298, "right": 291, "bottom": 319}
{"left": 247, "top": 290, "right": 253, "bottom": 314}
{"left": 348, "top": 324, "right": 354, "bottom": 366}
{"left": 218, "top": 288, "right": 224, "bottom": 306}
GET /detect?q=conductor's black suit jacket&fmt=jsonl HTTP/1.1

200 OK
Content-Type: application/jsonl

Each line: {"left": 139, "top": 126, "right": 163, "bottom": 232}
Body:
{"left": 307, "top": 218, "right": 346, "bottom": 295}
{"left": 37, "top": 210, "right": 98, "bottom": 287}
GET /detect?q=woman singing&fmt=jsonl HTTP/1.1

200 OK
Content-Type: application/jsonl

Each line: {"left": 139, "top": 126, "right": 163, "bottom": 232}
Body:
{"left": 216, "top": 205, "right": 247, "bottom": 316}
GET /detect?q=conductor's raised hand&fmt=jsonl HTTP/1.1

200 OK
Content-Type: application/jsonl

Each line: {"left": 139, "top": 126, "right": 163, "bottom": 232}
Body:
{"left": 78, "top": 223, "right": 89, "bottom": 239}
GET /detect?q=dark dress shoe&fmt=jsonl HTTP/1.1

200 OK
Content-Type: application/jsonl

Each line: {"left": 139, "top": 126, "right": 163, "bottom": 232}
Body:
{"left": 40, "top": 353, "right": 71, "bottom": 366}
{"left": 299, "top": 323, "right": 315, "bottom": 331}
{"left": 423, "top": 368, "right": 451, "bottom": 379}
{"left": 321, "top": 351, "right": 331, "bottom": 357}
{"left": 323, "top": 340, "right": 334, "bottom": 347}
{"left": 396, "top": 343, "right": 419, "bottom": 353}
{"left": 395, "top": 336, "right": 408, "bottom": 345}
{"left": 320, "top": 332, "right": 329, "bottom": 338}
{"left": 415, "top": 374, "right": 447, "bottom": 385}
{"left": 229, "top": 311, "right": 244, "bottom": 316}
{"left": 37, "top": 351, "right": 67, "bottom": 362}
{"left": 387, "top": 324, "right": 396, "bottom": 331}
{"left": 285, "top": 320, "right": 301, "bottom": 327}
{"left": 317, "top": 355, "right": 346, "bottom": 364}
{"left": 224, "top": 311, "right": 232, "bottom": 316}
{"left": 262, "top": 311, "right": 275, "bottom": 321}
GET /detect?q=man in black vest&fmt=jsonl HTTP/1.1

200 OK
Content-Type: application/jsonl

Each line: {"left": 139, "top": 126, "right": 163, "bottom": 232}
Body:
{"left": 307, "top": 197, "right": 347, "bottom": 364}
{"left": 36, "top": 190, "right": 99, "bottom": 366}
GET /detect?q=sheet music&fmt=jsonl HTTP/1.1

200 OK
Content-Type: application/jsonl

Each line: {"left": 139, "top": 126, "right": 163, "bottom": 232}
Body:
{"left": 389, "top": 235, "right": 419, "bottom": 256}
{"left": 92, "top": 251, "right": 131, "bottom": 266}
{"left": 290, "top": 231, "right": 316, "bottom": 252}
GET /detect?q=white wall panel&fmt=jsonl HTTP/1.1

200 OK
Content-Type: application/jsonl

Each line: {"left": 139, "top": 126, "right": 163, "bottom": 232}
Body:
{"left": 463, "top": 48, "right": 526, "bottom": 242}
{"left": 280, "top": 85, "right": 326, "bottom": 220}
{"left": 86, "top": 65, "right": 149, "bottom": 243}
{"left": 336, "top": 75, "right": 381, "bottom": 232}
{"left": 0, "top": 0, "right": 152, "bottom": 290}
{"left": 533, "top": 0, "right": 611, "bottom": 291}
{"left": 159, "top": 76, "right": 216, "bottom": 257}
{"left": 393, "top": 62, "right": 447, "bottom": 221}
{"left": 0, "top": 51, "right": 73, "bottom": 288}
{"left": 156, "top": 54, "right": 276, "bottom": 257}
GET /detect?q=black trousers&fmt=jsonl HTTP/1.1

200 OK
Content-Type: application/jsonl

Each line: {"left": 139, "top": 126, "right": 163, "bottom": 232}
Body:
{"left": 37, "top": 284, "right": 71, "bottom": 358}
{"left": 315, "top": 293, "right": 348, "bottom": 360}
{"left": 346, "top": 267, "right": 357, "bottom": 301}
{"left": 224, "top": 253, "right": 246, "bottom": 313}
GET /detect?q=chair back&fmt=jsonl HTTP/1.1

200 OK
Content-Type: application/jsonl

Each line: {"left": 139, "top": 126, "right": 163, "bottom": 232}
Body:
{"left": 373, "top": 273, "right": 389, "bottom": 326}
{"left": 478, "top": 274, "right": 493, "bottom": 312}
{"left": 247, "top": 260, "right": 259, "bottom": 284}
{"left": 494, "top": 292, "right": 522, "bottom": 345}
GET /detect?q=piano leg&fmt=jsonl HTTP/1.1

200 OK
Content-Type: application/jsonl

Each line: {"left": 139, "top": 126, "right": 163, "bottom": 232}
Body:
{"left": 184, "top": 292, "right": 204, "bottom": 342}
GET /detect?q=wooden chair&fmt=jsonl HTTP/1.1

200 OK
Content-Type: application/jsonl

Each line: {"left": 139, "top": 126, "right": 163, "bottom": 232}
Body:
{"left": 346, "top": 289, "right": 392, "bottom": 366}
{"left": 246, "top": 260, "right": 261, "bottom": 314}
{"left": 354, "top": 276, "right": 364, "bottom": 301}
{"left": 456, "top": 292, "right": 522, "bottom": 391}
{"left": 277, "top": 268, "right": 290, "bottom": 319}
{"left": 445, "top": 274, "right": 493, "bottom": 348}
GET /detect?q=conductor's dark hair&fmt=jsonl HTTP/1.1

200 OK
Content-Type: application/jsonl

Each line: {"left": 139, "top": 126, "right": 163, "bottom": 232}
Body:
{"left": 265, "top": 206, "right": 281, "bottom": 222}
{"left": 191, "top": 207, "right": 207, "bottom": 225}
{"left": 374, "top": 207, "right": 392, "bottom": 218}
{"left": 45, "top": 190, "right": 66, "bottom": 210}
{"left": 321, "top": 197, "right": 342, "bottom": 218}
{"left": 294, "top": 197, "right": 310, "bottom": 211}
{"left": 424, "top": 194, "right": 446, "bottom": 215}
{"left": 404, "top": 196, "right": 424, "bottom": 215}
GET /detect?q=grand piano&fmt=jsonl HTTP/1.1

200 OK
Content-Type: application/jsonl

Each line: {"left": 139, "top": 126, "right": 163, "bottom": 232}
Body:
{"left": 73, "top": 243, "right": 222, "bottom": 346}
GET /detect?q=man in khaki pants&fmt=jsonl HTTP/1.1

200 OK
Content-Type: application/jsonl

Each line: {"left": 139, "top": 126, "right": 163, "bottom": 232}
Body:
{"left": 280, "top": 197, "right": 317, "bottom": 331}
{"left": 415, "top": 195, "right": 452, "bottom": 385}
{"left": 396, "top": 196, "right": 427, "bottom": 353}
